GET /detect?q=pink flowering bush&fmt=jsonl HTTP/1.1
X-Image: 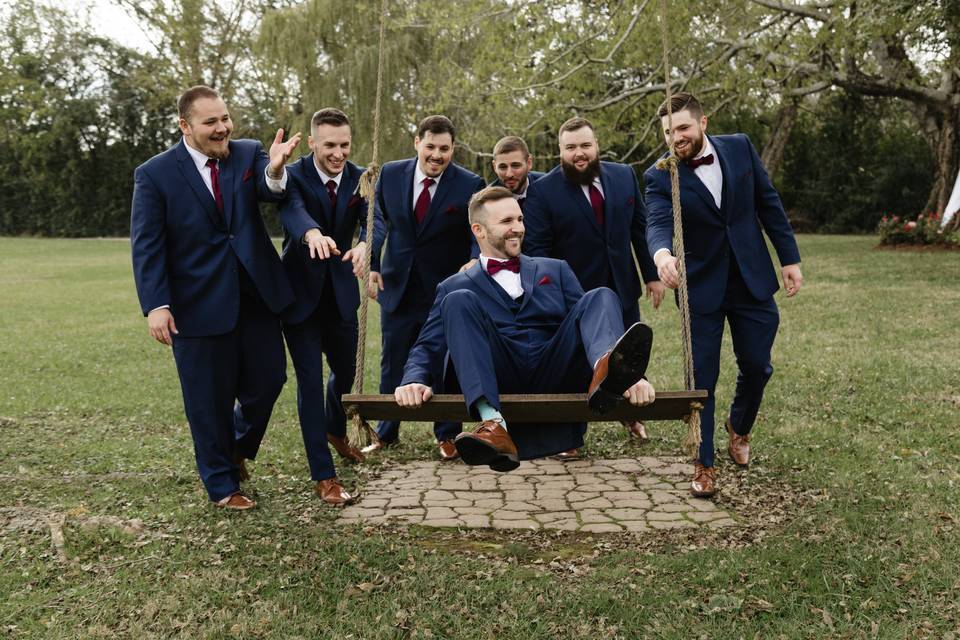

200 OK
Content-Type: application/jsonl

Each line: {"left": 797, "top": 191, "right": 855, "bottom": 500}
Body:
{"left": 877, "top": 212, "right": 959, "bottom": 246}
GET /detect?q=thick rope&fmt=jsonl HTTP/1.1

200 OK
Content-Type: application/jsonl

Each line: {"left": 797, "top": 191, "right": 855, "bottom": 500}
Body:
{"left": 655, "top": 0, "right": 702, "bottom": 458}
{"left": 348, "top": 0, "right": 390, "bottom": 447}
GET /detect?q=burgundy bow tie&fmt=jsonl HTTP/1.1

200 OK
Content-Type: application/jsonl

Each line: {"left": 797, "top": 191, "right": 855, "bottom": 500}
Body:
{"left": 687, "top": 153, "right": 715, "bottom": 169}
{"left": 486, "top": 256, "right": 520, "bottom": 275}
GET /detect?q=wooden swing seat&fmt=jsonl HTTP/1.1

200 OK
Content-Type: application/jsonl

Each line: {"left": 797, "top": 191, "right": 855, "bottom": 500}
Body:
{"left": 343, "top": 390, "right": 707, "bottom": 423}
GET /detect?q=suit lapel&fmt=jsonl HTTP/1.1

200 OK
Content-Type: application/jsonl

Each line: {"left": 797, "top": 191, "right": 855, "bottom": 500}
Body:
{"left": 517, "top": 255, "right": 537, "bottom": 313}
{"left": 465, "top": 262, "right": 512, "bottom": 311}
{"left": 175, "top": 141, "right": 222, "bottom": 229}
{"left": 219, "top": 147, "right": 236, "bottom": 229}
{"left": 400, "top": 159, "right": 417, "bottom": 236}
{"left": 599, "top": 166, "right": 616, "bottom": 242}
{"left": 710, "top": 135, "right": 733, "bottom": 219}
{"left": 334, "top": 163, "right": 358, "bottom": 231}
{"left": 564, "top": 174, "right": 602, "bottom": 234}
{"left": 679, "top": 160, "right": 721, "bottom": 217}
{"left": 302, "top": 155, "right": 335, "bottom": 229}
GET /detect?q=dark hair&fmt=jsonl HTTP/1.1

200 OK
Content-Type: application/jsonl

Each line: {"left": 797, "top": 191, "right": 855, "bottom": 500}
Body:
{"left": 558, "top": 116, "right": 595, "bottom": 137}
{"left": 417, "top": 115, "right": 456, "bottom": 142}
{"left": 493, "top": 136, "right": 530, "bottom": 158}
{"left": 177, "top": 86, "right": 221, "bottom": 120}
{"left": 468, "top": 186, "right": 515, "bottom": 224}
{"left": 657, "top": 92, "right": 704, "bottom": 119}
{"left": 311, "top": 108, "right": 350, "bottom": 130}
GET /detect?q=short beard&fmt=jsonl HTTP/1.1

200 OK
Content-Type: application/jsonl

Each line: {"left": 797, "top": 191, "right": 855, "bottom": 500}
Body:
{"left": 489, "top": 232, "right": 523, "bottom": 258}
{"left": 561, "top": 156, "right": 601, "bottom": 186}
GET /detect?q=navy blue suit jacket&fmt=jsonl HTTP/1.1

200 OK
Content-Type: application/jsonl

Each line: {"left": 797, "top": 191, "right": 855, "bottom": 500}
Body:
{"left": 279, "top": 155, "right": 367, "bottom": 324}
{"left": 131, "top": 139, "right": 293, "bottom": 337}
{"left": 489, "top": 170, "right": 546, "bottom": 190}
{"left": 523, "top": 162, "right": 658, "bottom": 314}
{"left": 644, "top": 134, "right": 801, "bottom": 314}
{"left": 401, "top": 256, "right": 584, "bottom": 389}
{"left": 371, "top": 159, "right": 486, "bottom": 313}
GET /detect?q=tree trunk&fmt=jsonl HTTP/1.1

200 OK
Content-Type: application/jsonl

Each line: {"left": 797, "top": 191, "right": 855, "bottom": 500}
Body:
{"left": 928, "top": 104, "right": 960, "bottom": 215}
{"left": 761, "top": 98, "right": 799, "bottom": 178}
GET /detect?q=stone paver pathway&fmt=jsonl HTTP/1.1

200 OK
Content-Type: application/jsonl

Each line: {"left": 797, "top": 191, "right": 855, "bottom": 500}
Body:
{"left": 339, "top": 457, "right": 736, "bottom": 533}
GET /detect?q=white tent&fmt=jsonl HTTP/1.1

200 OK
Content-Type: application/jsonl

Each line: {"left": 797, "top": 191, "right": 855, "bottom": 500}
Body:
{"left": 944, "top": 167, "right": 960, "bottom": 228}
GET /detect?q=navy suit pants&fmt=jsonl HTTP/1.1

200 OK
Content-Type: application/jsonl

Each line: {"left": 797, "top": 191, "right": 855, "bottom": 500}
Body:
{"left": 283, "top": 282, "right": 358, "bottom": 481}
{"left": 377, "top": 283, "right": 460, "bottom": 443}
{"left": 172, "top": 292, "right": 286, "bottom": 501}
{"left": 440, "top": 287, "right": 624, "bottom": 458}
{"left": 691, "top": 271, "right": 779, "bottom": 467}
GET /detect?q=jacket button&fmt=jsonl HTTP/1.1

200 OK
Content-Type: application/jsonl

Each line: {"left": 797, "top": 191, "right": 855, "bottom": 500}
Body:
{"left": 229, "top": 234, "right": 235, "bottom": 239}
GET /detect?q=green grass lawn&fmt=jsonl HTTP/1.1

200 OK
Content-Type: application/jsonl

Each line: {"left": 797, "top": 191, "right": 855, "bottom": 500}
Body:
{"left": 0, "top": 235, "right": 957, "bottom": 639}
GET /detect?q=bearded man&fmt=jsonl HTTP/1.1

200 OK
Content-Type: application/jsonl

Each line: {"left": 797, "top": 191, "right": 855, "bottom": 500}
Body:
{"left": 523, "top": 117, "right": 665, "bottom": 447}
{"left": 644, "top": 92, "right": 803, "bottom": 498}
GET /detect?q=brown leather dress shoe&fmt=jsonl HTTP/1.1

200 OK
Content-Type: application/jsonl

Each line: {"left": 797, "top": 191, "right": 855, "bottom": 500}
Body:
{"left": 454, "top": 420, "right": 520, "bottom": 472}
{"left": 315, "top": 478, "right": 358, "bottom": 506}
{"left": 690, "top": 462, "right": 717, "bottom": 498}
{"left": 327, "top": 434, "right": 365, "bottom": 464}
{"left": 551, "top": 448, "right": 580, "bottom": 462}
{"left": 623, "top": 420, "right": 649, "bottom": 441}
{"left": 726, "top": 420, "right": 750, "bottom": 467}
{"left": 587, "top": 322, "right": 653, "bottom": 415}
{"left": 438, "top": 439, "right": 460, "bottom": 461}
{"left": 215, "top": 492, "right": 257, "bottom": 510}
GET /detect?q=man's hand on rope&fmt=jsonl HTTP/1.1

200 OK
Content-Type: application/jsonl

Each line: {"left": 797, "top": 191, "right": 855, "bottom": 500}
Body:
{"left": 654, "top": 252, "right": 680, "bottom": 289}
{"left": 624, "top": 378, "right": 656, "bottom": 406}
{"left": 459, "top": 259, "right": 478, "bottom": 273}
{"left": 267, "top": 128, "right": 302, "bottom": 178}
{"left": 304, "top": 228, "right": 340, "bottom": 260}
{"left": 782, "top": 263, "right": 803, "bottom": 297}
{"left": 147, "top": 308, "right": 178, "bottom": 346}
{"left": 367, "top": 271, "right": 384, "bottom": 300}
{"left": 342, "top": 241, "right": 367, "bottom": 277}
{"left": 645, "top": 280, "right": 666, "bottom": 309}
{"left": 395, "top": 383, "right": 433, "bottom": 408}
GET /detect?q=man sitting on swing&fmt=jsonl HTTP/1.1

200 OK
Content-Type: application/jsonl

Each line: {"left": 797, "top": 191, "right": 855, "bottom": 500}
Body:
{"left": 394, "top": 186, "right": 656, "bottom": 471}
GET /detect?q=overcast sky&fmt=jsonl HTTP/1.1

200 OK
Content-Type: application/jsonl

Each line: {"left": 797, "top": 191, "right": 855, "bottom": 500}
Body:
{"left": 74, "top": 0, "right": 150, "bottom": 51}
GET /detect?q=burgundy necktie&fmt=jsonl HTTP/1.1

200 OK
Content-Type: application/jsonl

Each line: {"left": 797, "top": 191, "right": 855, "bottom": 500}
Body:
{"left": 326, "top": 179, "right": 338, "bottom": 226}
{"left": 414, "top": 177, "right": 434, "bottom": 224}
{"left": 486, "top": 256, "right": 520, "bottom": 275}
{"left": 687, "top": 153, "right": 715, "bottom": 169}
{"left": 588, "top": 183, "right": 604, "bottom": 226}
{"left": 206, "top": 159, "right": 224, "bottom": 215}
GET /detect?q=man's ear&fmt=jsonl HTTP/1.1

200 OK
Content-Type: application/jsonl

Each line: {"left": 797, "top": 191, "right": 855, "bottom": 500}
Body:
{"left": 700, "top": 115, "right": 708, "bottom": 133}
{"left": 178, "top": 118, "right": 190, "bottom": 136}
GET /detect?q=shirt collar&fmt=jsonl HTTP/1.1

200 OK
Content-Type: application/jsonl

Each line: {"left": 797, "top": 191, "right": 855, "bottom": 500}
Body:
{"left": 183, "top": 138, "right": 217, "bottom": 172}
{"left": 479, "top": 254, "right": 518, "bottom": 269}
{"left": 313, "top": 156, "right": 343, "bottom": 187}
{"left": 514, "top": 178, "right": 530, "bottom": 200}
{"left": 693, "top": 136, "right": 715, "bottom": 162}
{"left": 414, "top": 162, "right": 443, "bottom": 188}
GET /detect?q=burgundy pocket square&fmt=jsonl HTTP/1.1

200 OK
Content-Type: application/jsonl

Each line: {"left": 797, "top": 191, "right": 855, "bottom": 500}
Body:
{"left": 347, "top": 195, "right": 362, "bottom": 208}
{"left": 444, "top": 205, "right": 459, "bottom": 214}
{"left": 538, "top": 276, "right": 552, "bottom": 285}
{"left": 242, "top": 168, "right": 254, "bottom": 182}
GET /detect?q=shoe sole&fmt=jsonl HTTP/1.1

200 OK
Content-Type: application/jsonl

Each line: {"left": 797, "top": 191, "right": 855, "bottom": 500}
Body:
{"left": 728, "top": 450, "right": 749, "bottom": 468}
{"left": 689, "top": 488, "right": 717, "bottom": 499}
{"left": 588, "top": 322, "right": 653, "bottom": 415}
{"left": 454, "top": 436, "right": 520, "bottom": 472}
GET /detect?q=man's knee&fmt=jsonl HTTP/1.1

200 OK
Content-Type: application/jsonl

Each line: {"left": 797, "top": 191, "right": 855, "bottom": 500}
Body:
{"left": 739, "top": 361, "right": 774, "bottom": 385}
{"left": 440, "top": 289, "right": 481, "bottom": 319}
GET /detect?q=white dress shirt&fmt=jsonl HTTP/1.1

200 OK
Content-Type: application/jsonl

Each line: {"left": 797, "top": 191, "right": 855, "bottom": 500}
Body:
{"left": 413, "top": 163, "right": 443, "bottom": 209}
{"left": 479, "top": 254, "right": 523, "bottom": 300}
{"left": 513, "top": 178, "right": 531, "bottom": 201}
{"left": 314, "top": 161, "right": 343, "bottom": 192}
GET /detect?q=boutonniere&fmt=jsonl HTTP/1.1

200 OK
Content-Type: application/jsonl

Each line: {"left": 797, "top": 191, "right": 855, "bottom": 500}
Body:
{"left": 242, "top": 168, "right": 254, "bottom": 182}
{"left": 538, "top": 275, "right": 552, "bottom": 285}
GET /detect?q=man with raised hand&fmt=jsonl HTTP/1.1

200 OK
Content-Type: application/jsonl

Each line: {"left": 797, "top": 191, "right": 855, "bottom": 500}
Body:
{"left": 524, "top": 116, "right": 665, "bottom": 446}
{"left": 279, "top": 108, "right": 369, "bottom": 506}
{"left": 645, "top": 92, "right": 803, "bottom": 498}
{"left": 131, "top": 85, "right": 300, "bottom": 510}
{"left": 394, "top": 187, "right": 656, "bottom": 471}
{"left": 366, "top": 115, "right": 486, "bottom": 459}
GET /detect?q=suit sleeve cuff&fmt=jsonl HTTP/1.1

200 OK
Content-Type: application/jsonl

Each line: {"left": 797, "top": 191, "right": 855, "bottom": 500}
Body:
{"left": 149, "top": 305, "right": 170, "bottom": 313}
